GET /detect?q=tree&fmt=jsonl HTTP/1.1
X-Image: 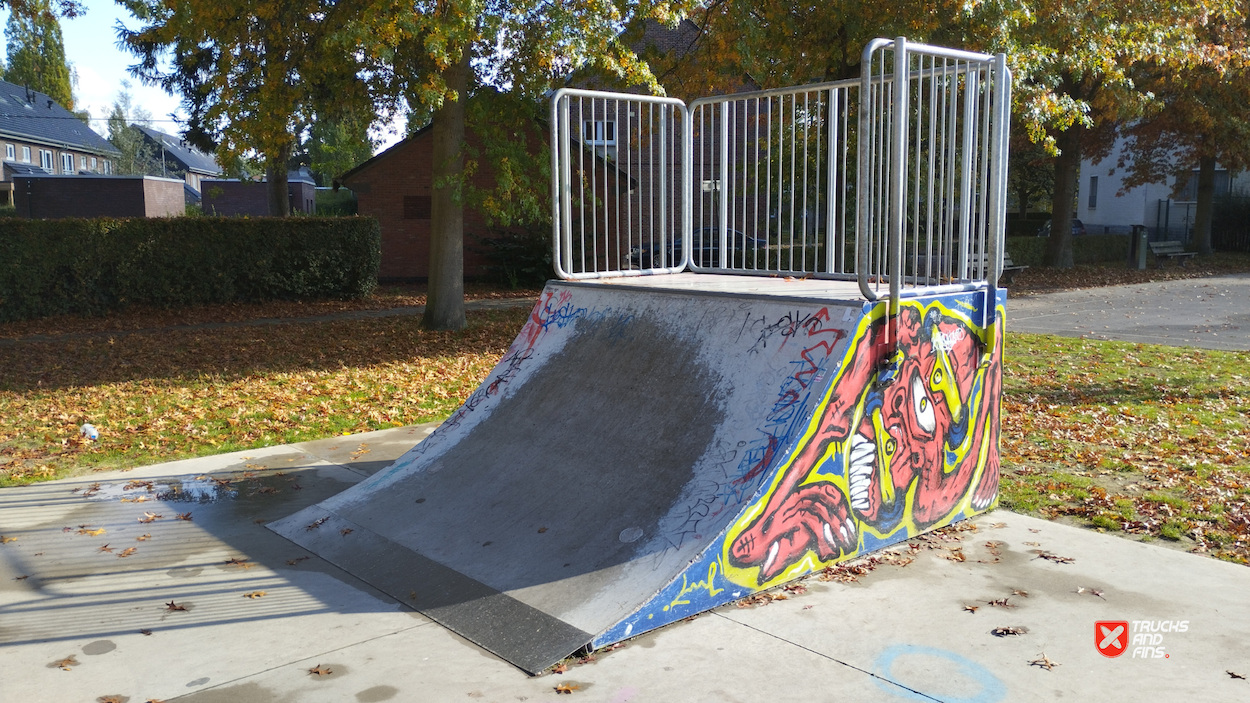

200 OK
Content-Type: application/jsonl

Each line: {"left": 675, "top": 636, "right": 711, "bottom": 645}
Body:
{"left": 969, "top": 0, "right": 1238, "bottom": 267}
{"left": 4, "top": 0, "right": 75, "bottom": 110}
{"left": 106, "top": 81, "right": 157, "bottom": 176}
{"left": 1008, "top": 127, "right": 1055, "bottom": 219}
{"left": 351, "top": 0, "right": 701, "bottom": 330}
{"left": 303, "top": 108, "right": 375, "bottom": 187}
{"left": 119, "top": 0, "right": 373, "bottom": 216}
{"left": 1115, "top": 11, "right": 1250, "bottom": 255}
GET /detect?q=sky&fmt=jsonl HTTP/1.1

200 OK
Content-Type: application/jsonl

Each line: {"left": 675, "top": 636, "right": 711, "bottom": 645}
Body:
{"left": 0, "top": 0, "right": 402, "bottom": 153}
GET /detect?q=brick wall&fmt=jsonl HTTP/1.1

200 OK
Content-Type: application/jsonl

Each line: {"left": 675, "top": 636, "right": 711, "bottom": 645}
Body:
{"left": 13, "top": 175, "right": 184, "bottom": 218}
{"left": 202, "top": 179, "right": 319, "bottom": 216}
{"left": 344, "top": 130, "right": 512, "bottom": 281}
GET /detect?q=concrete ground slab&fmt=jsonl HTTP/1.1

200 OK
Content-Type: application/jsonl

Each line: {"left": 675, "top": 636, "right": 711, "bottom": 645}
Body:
{"left": 1008, "top": 273, "right": 1250, "bottom": 350}
{"left": 6, "top": 425, "right": 1250, "bottom": 703}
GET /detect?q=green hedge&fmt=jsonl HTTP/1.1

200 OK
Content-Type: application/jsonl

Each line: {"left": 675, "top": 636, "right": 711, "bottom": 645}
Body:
{"left": 1004, "top": 234, "right": 1129, "bottom": 267}
{"left": 0, "top": 216, "right": 380, "bottom": 321}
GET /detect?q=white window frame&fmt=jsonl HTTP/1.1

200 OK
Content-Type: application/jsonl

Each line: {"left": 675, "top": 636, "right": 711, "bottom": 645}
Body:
{"left": 61, "top": 152, "right": 73, "bottom": 173}
{"left": 5, "top": 144, "right": 13, "bottom": 161}
{"left": 582, "top": 120, "right": 616, "bottom": 146}
{"left": 21, "top": 146, "right": 31, "bottom": 163}
{"left": 102, "top": 160, "right": 111, "bottom": 175}
{"left": 90, "top": 156, "right": 97, "bottom": 170}
{"left": 80, "top": 155, "right": 87, "bottom": 170}
{"left": 40, "top": 149, "right": 52, "bottom": 170}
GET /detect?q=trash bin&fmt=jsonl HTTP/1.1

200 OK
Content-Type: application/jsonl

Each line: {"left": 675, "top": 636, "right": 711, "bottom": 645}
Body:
{"left": 1130, "top": 225, "right": 1148, "bottom": 270}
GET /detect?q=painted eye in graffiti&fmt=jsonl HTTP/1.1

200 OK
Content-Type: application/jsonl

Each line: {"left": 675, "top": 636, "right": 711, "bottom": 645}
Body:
{"left": 931, "top": 366, "right": 944, "bottom": 386}
{"left": 885, "top": 437, "right": 896, "bottom": 455}
{"left": 912, "top": 375, "right": 936, "bottom": 435}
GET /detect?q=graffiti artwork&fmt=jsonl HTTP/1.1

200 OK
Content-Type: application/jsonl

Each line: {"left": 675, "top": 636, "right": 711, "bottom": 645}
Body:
{"left": 721, "top": 297, "right": 1002, "bottom": 588}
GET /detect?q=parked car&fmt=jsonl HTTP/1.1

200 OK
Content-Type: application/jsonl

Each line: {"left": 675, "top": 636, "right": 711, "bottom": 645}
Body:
{"left": 1036, "top": 218, "right": 1087, "bottom": 237}
{"left": 627, "top": 227, "right": 768, "bottom": 269}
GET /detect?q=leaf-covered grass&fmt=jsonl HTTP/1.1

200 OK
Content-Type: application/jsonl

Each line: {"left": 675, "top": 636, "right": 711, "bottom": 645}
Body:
{"left": 1002, "top": 333, "right": 1250, "bottom": 564}
{"left": 1006, "top": 251, "right": 1250, "bottom": 294}
{"left": 0, "top": 307, "right": 531, "bottom": 487}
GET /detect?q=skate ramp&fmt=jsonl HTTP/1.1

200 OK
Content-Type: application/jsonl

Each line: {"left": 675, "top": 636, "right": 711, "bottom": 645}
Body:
{"left": 269, "top": 280, "right": 1003, "bottom": 673}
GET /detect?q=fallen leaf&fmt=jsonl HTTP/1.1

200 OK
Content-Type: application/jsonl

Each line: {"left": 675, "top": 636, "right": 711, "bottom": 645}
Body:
{"left": 1030, "top": 653, "right": 1060, "bottom": 671}
{"left": 782, "top": 583, "right": 808, "bottom": 595}
{"left": 137, "top": 534, "right": 151, "bottom": 541}
{"left": 987, "top": 598, "right": 1016, "bottom": 609}
{"left": 97, "top": 695, "right": 125, "bottom": 703}
{"left": 1028, "top": 528, "right": 1041, "bottom": 533}
{"left": 139, "top": 629, "right": 152, "bottom": 636}
{"left": 308, "top": 664, "right": 332, "bottom": 677}
{"left": 0, "top": 536, "right": 16, "bottom": 543}
{"left": 146, "top": 699, "right": 165, "bottom": 703}
{"left": 1012, "top": 589, "right": 1029, "bottom": 598}
{"left": 164, "top": 601, "right": 187, "bottom": 612}
{"left": 139, "top": 513, "right": 162, "bottom": 524}
{"left": 118, "top": 547, "right": 137, "bottom": 558}
{"left": 286, "top": 556, "right": 310, "bottom": 566}
{"left": 98, "top": 544, "right": 114, "bottom": 553}
{"left": 340, "top": 528, "right": 353, "bottom": 536}
{"left": 290, "top": 484, "right": 302, "bottom": 490}
{"left": 1228, "top": 671, "right": 1246, "bottom": 680}
{"left": 990, "top": 522, "right": 1008, "bottom": 529}
{"left": 253, "top": 518, "right": 267, "bottom": 524}
{"left": 33, "top": 552, "right": 42, "bottom": 556}
{"left": 964, "top": 605, "right": 980, "bottom": 613}
{"left": 175, "top": 513, "right": 193, "bottom": 521}
{"left": 305, "top": 517, "right": 328, "bottom": 531}
{"left": 802, "top": 604, "right": 814, "bottom": 610}
{"left": 1075, "top": 586, "right": 1087, "bottom": 595}
{"left": 1091, "top": 589, "right": 1106, "bottom": 599}
{"left": 554, "top": 683, "right": 579, "bottom": 694}
{"left": 990, "top": 626, "right": 1028, "bottom": 637}
{"left": 52, "top": 655, "right": 79, "bottom": 670}
{"left": 538, "top": 527, "right": 548, "bottom": 533}
{"left": 1023, "top": 541, "right": 1041, "bottom": 546}
{"left": 79, "top": 528, "right": 106, "bottom": 536}
{"left": 243, "top": 591, "right": 267, "bottom": 599}
{"left": 552, "top": 663, "right": 568, "bottom": 674}
{"left": 1032, "top": 551, "right": 1075, "bottom": 564}
{"left": 14, "top": 574, "right": 29, "bottom": 581}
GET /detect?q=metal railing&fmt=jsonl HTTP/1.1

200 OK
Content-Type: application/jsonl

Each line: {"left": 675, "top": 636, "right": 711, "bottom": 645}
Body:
{"left": 688, "top": 79, "right": 858, "bottom": 276}
{"left": 549, "top": 89, "right": 690, "bottom": 279}
{"left": 549, "top": 37, "right": 1011, "bottom": 313}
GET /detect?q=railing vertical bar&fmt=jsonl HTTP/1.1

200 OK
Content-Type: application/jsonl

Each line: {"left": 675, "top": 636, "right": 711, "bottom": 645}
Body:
{"left": 578, "top": 96, "right": 586, "bottom": 274}
{"left": 719, "top": 101, "right": 729, "bottom": 268}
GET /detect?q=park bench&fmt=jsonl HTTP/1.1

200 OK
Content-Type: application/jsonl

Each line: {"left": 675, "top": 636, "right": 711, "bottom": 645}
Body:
{"left": 1148, "top": 240, "right": 1196, "bottom": 268}
{"left": 911, "top": 252, "right": 1028, "bottom": 286}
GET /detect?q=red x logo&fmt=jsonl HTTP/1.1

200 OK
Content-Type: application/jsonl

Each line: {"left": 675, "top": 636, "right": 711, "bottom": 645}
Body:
{"left": 1096, "top": 621, "right": 1129, "bottom": 658}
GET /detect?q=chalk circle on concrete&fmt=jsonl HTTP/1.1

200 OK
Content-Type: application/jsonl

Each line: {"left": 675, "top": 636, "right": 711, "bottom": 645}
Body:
{"left": 873, "top": 644, "right": 1006, "bottom": 703}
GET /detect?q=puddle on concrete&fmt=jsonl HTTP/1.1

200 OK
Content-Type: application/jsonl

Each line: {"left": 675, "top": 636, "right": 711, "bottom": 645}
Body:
{"left": 81, "top": 639, "right": 116, "bottom": 655}
{"left": 187, "top": 677, "right": 211, "bottom": 687}
{"left": 355, "top": 685, "right": 399, "bottom": 702}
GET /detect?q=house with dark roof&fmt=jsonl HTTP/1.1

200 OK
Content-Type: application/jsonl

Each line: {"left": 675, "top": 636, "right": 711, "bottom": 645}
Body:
{"left": 134, "top": 125, "right": 222, "bottom": 195}
{"left": 0, "top": 79, "right": 120, "bottom": 205}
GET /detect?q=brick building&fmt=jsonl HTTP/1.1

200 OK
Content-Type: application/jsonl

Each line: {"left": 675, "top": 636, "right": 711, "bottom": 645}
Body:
{"left": 134, "top": 125, "right": 222, "bottom": 196}
{"left": 201, "top": 169, "right": 317, "bottom": 216}
{"left": 0, "top": 80, "right": 121, "bottom": 205}
{"left": 13, "top": 175, "right": 186, "bottom": 218}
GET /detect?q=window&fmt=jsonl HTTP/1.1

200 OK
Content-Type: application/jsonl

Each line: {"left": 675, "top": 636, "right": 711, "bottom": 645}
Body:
{"left": 1087, "top": 176, "right": 1098, "bottom": 209}
{"left": 80, "top": 155, "right": 86, "bottom": 170}
{"left": 5, "top": 144, "right": 13, "bottom": 161}
{"left": 61, "top": 152, "right": 73, "bottom": 173}
{"left": 21, "top": 146, "right": 30, "bottom": 163}
{"left": 403, "top": 195, "right": 432, "bottom": 220}
{"left": 583, "top": 120, "right": 616, "bottom": 145}
{"left": 40, "top": 150, "right": 52, "bottom": 170}
{"left": 103, "top": 160, "right": 111, "bottom": 174}
{"left": 90, "top": 157, "right": 97, "bottom": 170}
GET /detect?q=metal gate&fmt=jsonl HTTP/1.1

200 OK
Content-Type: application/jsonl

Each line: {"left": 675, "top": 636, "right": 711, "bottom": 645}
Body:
{"left": 549, "top": 37, "right": 1011, "bottom": 303}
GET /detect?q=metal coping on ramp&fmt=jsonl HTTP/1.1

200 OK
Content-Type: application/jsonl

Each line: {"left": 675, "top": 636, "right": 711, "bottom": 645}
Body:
{"left": 268, "top": 280, "right": 1005, "bottom": 673}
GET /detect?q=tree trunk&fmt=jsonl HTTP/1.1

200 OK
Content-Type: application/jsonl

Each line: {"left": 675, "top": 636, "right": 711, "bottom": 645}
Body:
{"left": 1192, "top": 155, "right": 1216, "bottom": 255}
{"left": 1045, "top": 126, "right": 1083, "bottom": 268}
{"left": 1018, "top": 186, "right": 1029, "bottom": 219}
{"left": 266, "top": 143, "right": 291, "bottom": 217}
{"left": 423, "top": 50, "right": 471, "bottom": 331}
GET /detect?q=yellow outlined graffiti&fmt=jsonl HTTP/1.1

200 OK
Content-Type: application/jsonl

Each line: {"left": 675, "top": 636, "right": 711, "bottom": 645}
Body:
{"left": 721, "top": 298, "right": 1003, "bottom": 589}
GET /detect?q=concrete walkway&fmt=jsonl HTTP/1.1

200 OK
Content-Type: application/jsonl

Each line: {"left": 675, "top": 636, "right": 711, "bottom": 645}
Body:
{"left": 1008, "top": 273, "right": 1250, "bottom": 351}
{"left": 3, "top": 425, "right": 1248, "bottom": 702}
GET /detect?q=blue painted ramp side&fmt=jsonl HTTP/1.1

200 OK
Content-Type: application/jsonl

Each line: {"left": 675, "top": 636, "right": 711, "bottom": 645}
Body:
{"left": 596, "top": 289, "right": 1005, "bottom": 647}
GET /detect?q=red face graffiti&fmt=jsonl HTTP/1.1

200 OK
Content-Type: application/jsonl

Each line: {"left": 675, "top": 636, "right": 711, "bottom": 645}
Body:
{"left": 727, "top": 302, "right": 1001, "bottom": 585}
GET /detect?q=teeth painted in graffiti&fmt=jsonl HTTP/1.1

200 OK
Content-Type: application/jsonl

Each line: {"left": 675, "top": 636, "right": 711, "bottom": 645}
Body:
{"left": 723, "top": 298, "right": 1002, "bottom": 588}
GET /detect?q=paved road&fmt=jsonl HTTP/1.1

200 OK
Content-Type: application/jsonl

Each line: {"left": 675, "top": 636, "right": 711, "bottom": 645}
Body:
{"left": 1008, "top": 273, "right": 1250, "bottom": 351}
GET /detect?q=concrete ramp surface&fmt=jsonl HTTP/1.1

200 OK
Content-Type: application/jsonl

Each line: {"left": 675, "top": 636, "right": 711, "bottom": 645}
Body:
{"left": 269, "top": 280, "right": 1003, "bottom": 673}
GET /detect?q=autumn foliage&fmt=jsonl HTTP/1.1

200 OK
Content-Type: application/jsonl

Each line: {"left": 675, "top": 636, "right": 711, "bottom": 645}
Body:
{"left": 0, "top": 216, "right": 380, "bottom": 321}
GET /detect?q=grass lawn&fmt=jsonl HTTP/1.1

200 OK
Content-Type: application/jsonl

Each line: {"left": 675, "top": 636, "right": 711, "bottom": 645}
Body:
{"left": 2, "top": 277, "right": 1248, "bottom": 565}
